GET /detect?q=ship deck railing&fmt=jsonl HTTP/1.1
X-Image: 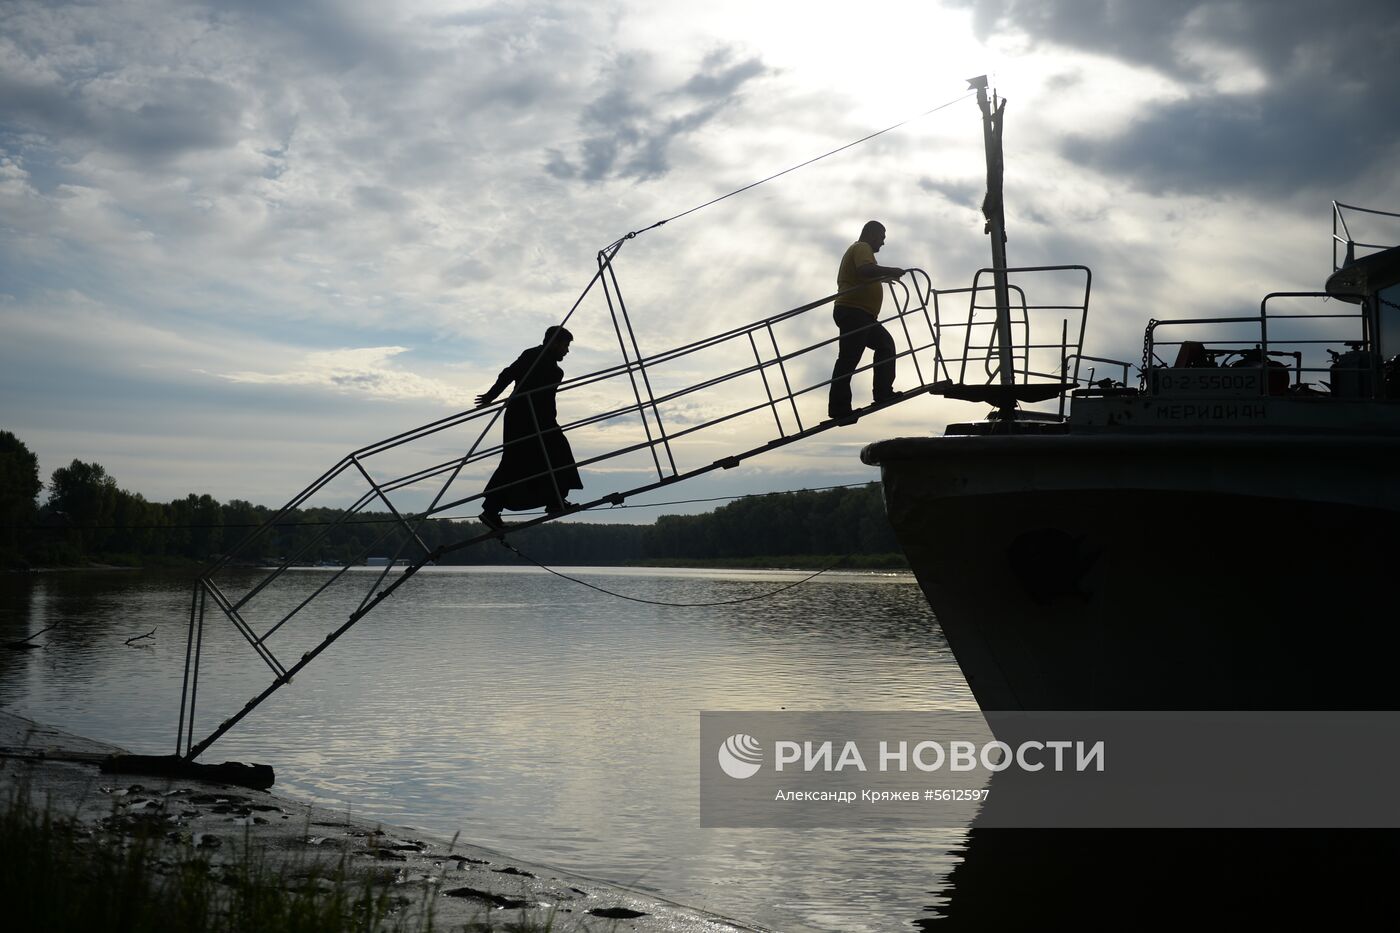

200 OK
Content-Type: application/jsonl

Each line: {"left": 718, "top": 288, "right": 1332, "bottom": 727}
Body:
{"left": 1143, "top": 294, "right": 1376, "bottom": 397}
{"left": 926, "top": 264, "right": 1093, "bottom": 411}
{"left": 1333, "top": 201, "right": 1400, "bottom": 271}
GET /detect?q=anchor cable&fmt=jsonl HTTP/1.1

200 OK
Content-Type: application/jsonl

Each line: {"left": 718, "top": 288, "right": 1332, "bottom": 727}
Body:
{"left": 495, "top": 537, "right": 849, "bottom": 607}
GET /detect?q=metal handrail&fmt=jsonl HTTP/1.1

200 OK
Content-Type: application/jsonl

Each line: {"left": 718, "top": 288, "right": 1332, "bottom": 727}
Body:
{"left": 1143, "top": 294, "right": 1371, "bottom": 396}
{"left": 176, "top": 258, "right": 1088, "bottom": 759}
{"left": 958, "top": 264, "right": 1092, "bottom": 389}
{"left": 1065, "top": 354, "right": 1132, "bottom": 387}
{"left": 1334, "top": 201, "right": 1400, "bottom": 272}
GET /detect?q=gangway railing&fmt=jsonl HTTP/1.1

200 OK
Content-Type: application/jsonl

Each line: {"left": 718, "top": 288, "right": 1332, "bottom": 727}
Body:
{"left": 175, "top": 259, "right": 1087, "bottom": 760}
{"left": 919, "top": 264, "right": 1092, "bottom": 408}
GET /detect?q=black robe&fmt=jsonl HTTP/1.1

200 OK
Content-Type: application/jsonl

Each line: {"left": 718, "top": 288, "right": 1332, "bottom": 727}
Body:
{"left": 483, "top": 346, "right": 582, "bottom": 511}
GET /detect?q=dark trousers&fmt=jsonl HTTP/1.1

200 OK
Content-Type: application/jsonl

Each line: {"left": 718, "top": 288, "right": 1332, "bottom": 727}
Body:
{"left": 829, "top": 304, "right": 895, "bottom": 414}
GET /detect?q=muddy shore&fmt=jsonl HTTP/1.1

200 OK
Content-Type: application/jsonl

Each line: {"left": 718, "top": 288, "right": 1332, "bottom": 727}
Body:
{"left": 0, "top": 710, "right": 762, "bottom": 932}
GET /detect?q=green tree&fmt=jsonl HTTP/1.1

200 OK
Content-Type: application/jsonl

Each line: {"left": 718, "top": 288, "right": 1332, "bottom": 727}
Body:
{"left": 189, "top": 493, "right": 224, "bottom": 559}
{"left": 223, "top": 499, "right": 268, "bottom": 560}
{"left": 638, "top": 482, "right": 897, "bottom": 562}
{"left": 0, "top": 431, "right": 42, "bottom": 562}
{"left": 47, "top": 459, "right": 119, "bottom": 554}
{"left": 109, "top": 489, "right": 166, "bottom": 557}
{"left": 167, "top": 493, "right": 225, "bottom": 560}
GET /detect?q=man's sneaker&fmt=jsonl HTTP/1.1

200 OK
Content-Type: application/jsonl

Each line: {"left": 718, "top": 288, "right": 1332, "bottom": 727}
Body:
{"left": 479, "top": 510, "right": 505, "bottom": 532}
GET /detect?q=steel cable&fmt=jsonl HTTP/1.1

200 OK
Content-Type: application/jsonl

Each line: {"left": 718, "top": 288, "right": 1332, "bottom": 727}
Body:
{"left": 496, "top": 538, "right": 850, "bottom": 607}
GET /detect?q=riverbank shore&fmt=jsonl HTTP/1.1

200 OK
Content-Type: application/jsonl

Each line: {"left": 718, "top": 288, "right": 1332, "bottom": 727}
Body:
{"left": 0, "top": 710, "right": 761, "bottom": 933}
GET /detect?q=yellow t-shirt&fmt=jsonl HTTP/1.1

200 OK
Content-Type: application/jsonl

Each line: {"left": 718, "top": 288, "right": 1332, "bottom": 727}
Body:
{"left": 837, "top": 241, "right": 882, "bottom": 317}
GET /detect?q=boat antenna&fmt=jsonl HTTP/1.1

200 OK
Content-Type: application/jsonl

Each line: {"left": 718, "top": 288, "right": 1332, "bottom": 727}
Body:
{"left": 969, "top": 75, "right": 1015, "bottom": 390}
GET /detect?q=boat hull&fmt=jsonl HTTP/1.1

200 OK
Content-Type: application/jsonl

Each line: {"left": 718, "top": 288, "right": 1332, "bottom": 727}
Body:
{"left": 864, "top": 433, "right": 1400, "bottom": 710}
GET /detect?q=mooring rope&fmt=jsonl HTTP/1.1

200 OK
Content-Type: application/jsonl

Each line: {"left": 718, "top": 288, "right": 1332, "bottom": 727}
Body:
{"left": 495, "top": 537, "right": 850, "bottom": 608}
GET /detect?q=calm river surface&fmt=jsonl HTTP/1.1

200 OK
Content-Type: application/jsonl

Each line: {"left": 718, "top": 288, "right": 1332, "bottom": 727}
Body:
{"left": 1, "top": 566, "right": 978, "bottom": 932}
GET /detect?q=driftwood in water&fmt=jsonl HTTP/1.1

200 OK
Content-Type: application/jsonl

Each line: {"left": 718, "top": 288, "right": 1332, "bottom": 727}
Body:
{"left": 100, "top": 754, "right": 275, "bottom": 790}
{"left": 4, "top": 622, "right": 58, "bottom": 649}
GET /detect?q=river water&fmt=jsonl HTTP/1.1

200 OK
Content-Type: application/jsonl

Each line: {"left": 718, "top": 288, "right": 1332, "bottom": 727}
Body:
{"left": 0, "top": 566, "right": 978, "bottom": 932}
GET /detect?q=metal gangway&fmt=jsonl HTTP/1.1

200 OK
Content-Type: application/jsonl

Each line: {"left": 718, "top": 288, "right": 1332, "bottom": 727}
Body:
{"left": 174, "top": 77, "right": 1093, "bottom": 760}
{"left": 174, "top": 249, "right": 1091, "bottom": 761}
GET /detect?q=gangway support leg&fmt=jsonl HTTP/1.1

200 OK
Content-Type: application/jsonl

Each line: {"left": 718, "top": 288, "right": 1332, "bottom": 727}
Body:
{"left": 182, "top": 557, "right": 433, "bottom": 761}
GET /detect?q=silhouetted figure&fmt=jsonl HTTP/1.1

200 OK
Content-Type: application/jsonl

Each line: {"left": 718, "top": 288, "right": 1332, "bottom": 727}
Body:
{"left": 476, "top": 326, "right": 582, "bottom": 530}
{"left": 829, "top": 220, "right": 905, "bottom": 420}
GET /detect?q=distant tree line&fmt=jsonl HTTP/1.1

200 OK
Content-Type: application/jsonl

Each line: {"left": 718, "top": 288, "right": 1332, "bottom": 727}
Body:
{"left": 640, "top": 483, "right": 900, "bottom": 560}
{"left": 0, "top": 431, "right": 904, "bottom": 569}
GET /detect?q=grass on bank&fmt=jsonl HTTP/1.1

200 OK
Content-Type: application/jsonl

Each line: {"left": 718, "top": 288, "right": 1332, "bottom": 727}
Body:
{"left": 1, "top": 784, "right": 418, "bottom": 933}
{"left": 0, "top": 785, "right": 602, "bottom": 933}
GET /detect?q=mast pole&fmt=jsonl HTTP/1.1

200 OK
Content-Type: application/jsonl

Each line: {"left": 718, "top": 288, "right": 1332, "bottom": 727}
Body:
{"left": 969, "top": 75, "right": 1015, "bottom": 387}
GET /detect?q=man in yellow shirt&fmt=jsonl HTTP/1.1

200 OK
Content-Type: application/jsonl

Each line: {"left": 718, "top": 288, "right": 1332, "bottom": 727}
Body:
{"left": 829, "top": 220, "right": 905, "bottom": 420}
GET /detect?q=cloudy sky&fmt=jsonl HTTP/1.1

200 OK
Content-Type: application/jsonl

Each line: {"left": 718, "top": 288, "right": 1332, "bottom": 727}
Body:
{"left": 3, "top": 0, "right": 1398, "bottom": 523}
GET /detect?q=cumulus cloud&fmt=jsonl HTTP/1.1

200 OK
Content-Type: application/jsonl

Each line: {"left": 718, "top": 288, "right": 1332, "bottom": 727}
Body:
{"left": 919, "top": 176, "right": 981, "bottom": 208}
{"left": 8, "top": 0, "right": 1375, "bottom": 511}
{"left": 221, "top": 346, "right": 471, "bottom": 405}
{"left": 953, "top": 0, "right": 1400, "bottom": 196}
{"left": 545, "top": 47, "right": 769, "bottom": 182}
{"left": 1, "top": 72, "right": 246, "bottom": 162}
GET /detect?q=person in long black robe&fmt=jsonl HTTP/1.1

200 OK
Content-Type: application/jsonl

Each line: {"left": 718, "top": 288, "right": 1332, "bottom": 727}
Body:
{"left": 475, "top": 326, "right": 582, "bottom": 528}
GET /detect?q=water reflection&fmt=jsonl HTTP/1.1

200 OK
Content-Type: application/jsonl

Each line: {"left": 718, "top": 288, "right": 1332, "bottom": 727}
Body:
{"left": 927, "top": 826, "right": 1400, "bottom": 929}
{"left": 0, "top": 567, "right": 974, "bottom": 933}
